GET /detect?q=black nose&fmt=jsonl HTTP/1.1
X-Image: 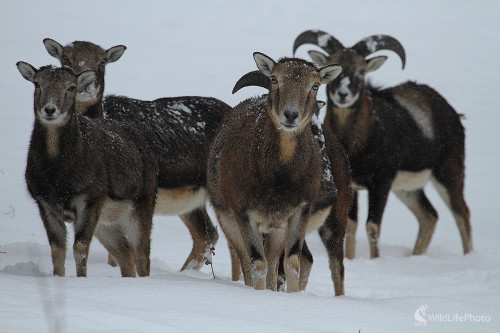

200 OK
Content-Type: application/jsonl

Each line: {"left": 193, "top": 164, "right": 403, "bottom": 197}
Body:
{"left": 284, "top": 109, "right": 299, "bottom": 123}
{"left": 44, "top": 106, "right": 56, "bottom": 116}
{"left": 338, "top": 92, "right": 348, "bottom": 100}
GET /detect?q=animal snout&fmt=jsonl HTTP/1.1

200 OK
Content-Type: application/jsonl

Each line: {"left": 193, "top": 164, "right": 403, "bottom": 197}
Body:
{"left": 44, "top": 106, "right": 57, "bottom": 117}
{"left": 284, "top": 109, "right": 299, "bottom": 124}
{"left": 338, "top": 92, "right": 348, "bottom": 100}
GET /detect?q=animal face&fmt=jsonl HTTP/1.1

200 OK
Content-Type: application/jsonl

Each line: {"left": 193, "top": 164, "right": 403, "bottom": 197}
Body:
{"left": 17, "top": 62, "right": 96, "bottom": 126}
{"left": 308, "top": 49, "right": 386, "bottom": 108}
{"left": 43, "top": 39, "right": 126, "bottom": 110}
{"left": 253, "top": 53, "right": 341, "bottom": 132}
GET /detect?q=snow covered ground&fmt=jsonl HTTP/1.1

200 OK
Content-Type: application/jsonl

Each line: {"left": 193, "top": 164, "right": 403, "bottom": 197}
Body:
{"left": 1, "top": 1, "right": 499, "bottom": 332}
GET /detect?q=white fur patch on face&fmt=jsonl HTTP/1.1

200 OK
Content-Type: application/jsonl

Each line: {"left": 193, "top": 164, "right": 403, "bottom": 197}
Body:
{"left": 38, "top": 102, "right": 67, "bottom": 125}
{"left": 391, "top": 169, "right": 431, "bottom": 191}
{"left": 330, "top": 77, "right": 360, "bottom": 108}
{"left": 394, "top": 96, "right": 434, "bottom": 139}
{"left": 76, "top": 81, "right": 100, "bottom": 103}
{"left": 155, "top": 186, "right": 207, "bottom": 216}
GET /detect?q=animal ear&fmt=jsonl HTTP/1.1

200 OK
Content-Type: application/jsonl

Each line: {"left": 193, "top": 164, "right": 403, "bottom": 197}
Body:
{"left": 16, "top": 61, "right": 37, "bottom": 82}
{"left": 106, "top": 45, "right": 127, "bottom": 63}
{"left": 317, "top": 101, "right": 326, "bottom": 109}
{"left": 366, "top": 56, "right": 387, "bottom": 73}
{"left": 253, "top": 52, "right": 275, "bottom": 77}
{"left": 319, "top": 64, "right": 342, "bottom": 84}
{"left": 77, "top": 70, "right": 97, "bottom": 91}
{"left": 308, "top": 50, "right": 329, "bottom": 66}
{"left": 43, "top": 38, "right": 64, "bottom": 61}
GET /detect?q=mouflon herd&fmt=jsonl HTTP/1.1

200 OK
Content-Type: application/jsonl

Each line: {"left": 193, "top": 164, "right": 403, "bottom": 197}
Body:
{"left": 16, "top": 31, "right": 471, "bottom": 295}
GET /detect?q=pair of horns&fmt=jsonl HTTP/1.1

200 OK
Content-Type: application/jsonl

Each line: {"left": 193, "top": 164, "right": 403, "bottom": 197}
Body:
{"left": 292, "top": 29, "right": 406, "bottom": 69}
{"left": 232, "top": 31, "right": 406, "bottom": 94}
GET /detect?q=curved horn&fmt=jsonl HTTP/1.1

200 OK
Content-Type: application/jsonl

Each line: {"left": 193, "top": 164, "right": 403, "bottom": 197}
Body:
{"left": 351, "top": 35, "right": 406, "bottom": 69}
{"left": 232, "top": 70, "right": 269, "bottom": 94}
{"left": 293, "top": 30, "right": 345, "bottom": 56}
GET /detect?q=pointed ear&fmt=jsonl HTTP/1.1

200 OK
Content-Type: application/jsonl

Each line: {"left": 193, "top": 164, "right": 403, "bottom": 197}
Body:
{"left": 308, "top": 50, "right": 329, "bottom": 66}
{"left": 106, "top": 45, "right": 127, "bottom": 63}
{"left": 43, "top": 38, "right": 64, "bottom": 61}
{"left": 16, "top": 61, "right": 37, "bottom": 82}
{"left": 77, "top": 70, "right": 97, "bottom": 91}
{"left": 317, "top": 101, "right": 326, "bottom": 109}
{"left": 366, "top": 56, "right": 387, "bottom": 73}
{"left": 253, "top": 52, "right": 275, "bottom": 77}
{"left": 319, "top": 64, "right": 342, "bottom": 84}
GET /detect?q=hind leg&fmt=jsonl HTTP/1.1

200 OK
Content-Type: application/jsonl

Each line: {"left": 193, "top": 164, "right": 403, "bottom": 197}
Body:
{"left": 216, "top": 209, "right": 266, "bottom": 289}
{"left": 180, "top": 207, "right": 219, "bottom": 271}
{"left": 132, "top": 197, "right": 155, "bottom": 277}
{"left": 319, "top": 213, "right": 346, "bottom": 296}
{"left": 228, "top": 240, "right": 242, "bottom": 281}
{"left": 275, "top": 237, "right": 312, "bottom": 291}
{"left": 366, "top": 182, "right": 392, "bottom": 259}
{"left": 94, "top": 223, "right": 137, "bottom": 277}
{"left": 394, "top": 189, "right": 438, "bottom": 255}
{"left": 299, "top": 241, "right": 313, "bottom": 291}
{"left": 264, "top": 229, "right": 285, "bottom": 291}
{"left": 431, "top": 176, "right": 472, "bottom": 254}
{"left": 107, "top": 253, "right": 118, "bottom": 267}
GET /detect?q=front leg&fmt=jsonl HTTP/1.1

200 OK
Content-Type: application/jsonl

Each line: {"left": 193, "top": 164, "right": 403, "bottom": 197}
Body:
{"left": 73, "top": 197, "right": 102, "bottom": 277}
{"left": 345, "top": 191, "right": 358, "bottom": 259}
{"left": 264, "top": 229, "right": 285, "bottom": 291}
{"left": 366, "top": 182, "right": 392, "bottom": 259}
{"left": 216, "top": 209, "right": 266, "bottom": 289}
{"left": 283, "top": 206, "right": 310, "bottom": 292}
{"left": 37, "top": 201, "right": 67, "bottom": 276}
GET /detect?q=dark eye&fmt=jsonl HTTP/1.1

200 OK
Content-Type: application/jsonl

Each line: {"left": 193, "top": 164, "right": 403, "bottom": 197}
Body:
{"left": 271, "top": 76, "right": 278, "bottom": 85}
{"left": 62, "top": 56, "right": 71, "bottom": 65}
{"left": 100, "top": 58, "right": 107, "bottom": 65}
{"left": 68, "top": 86, "right": 76, "bottom": 92}
{"left": 312, "top": 83, "right": 320, "bottom": 91}
{"left": 34, "top": 82, "right": 40, "bottom": 88}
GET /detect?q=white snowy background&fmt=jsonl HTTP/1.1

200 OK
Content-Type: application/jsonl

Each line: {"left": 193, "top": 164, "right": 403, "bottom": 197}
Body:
{"left": 1, "top": 1, "right": 499, "bottom": 332}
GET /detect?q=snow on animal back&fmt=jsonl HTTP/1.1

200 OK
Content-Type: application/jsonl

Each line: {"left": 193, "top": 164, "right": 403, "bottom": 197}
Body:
{"left": 311, "top": 114, "right": 334, "bottom": 186}
{"left": 167, "top": 101, "right": 206, "bottom": 135}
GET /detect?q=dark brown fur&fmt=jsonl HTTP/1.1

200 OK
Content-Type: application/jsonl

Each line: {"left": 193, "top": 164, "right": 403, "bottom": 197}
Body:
{"left": 208, "top": 55, "right": 349, "bottom": 294}
{"left": 44, "top": 39, "right": 231, "bottom": 270}
{"left": 19, "top": 64, "right": 158, "bottom": 277}
{"left": 295, "top": 31, "right": 471, "bottom": 258}
{"left": 325, "top": 79, "right": 471, "bottom": 258}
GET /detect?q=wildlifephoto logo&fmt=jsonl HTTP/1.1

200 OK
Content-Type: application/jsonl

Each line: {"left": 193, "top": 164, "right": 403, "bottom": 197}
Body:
{"left": 414, "top": 305, "right": 491, "bottom": 327}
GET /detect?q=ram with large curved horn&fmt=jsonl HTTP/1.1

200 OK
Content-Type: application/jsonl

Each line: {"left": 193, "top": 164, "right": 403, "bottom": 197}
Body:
{"left": 293, "top": 30, "right": 406, "bottom": 68}
{"left": 291, "top": 30, "right": 472, "bottom": 260}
